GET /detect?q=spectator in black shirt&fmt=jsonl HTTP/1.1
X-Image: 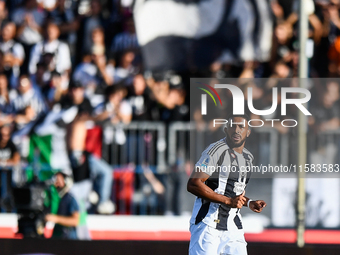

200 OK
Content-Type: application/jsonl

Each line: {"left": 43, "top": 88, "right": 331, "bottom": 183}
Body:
{"left": 46, "top": 71, "right": 65, "bottom": 107}
{"left": 78, "top": 0, "right": 109, "bottom": 56}
{"left": 147, "top": 73, "right": 188, "bottom": 122}
{"left": 60, "top": 81, "right": 93, "bottom": 116}
{"left": 127, "top": 74, "right": 158, "bottom": 121}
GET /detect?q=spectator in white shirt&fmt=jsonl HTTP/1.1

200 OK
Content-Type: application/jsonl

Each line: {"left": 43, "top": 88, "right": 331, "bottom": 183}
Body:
{"left": 29, "top": 21, "right": 71, "bottom": 79}
{"left": 13, "top": 74, "right": 47, "bottom": 129}
{"left": 73, "top": 28, "right": 114, "bottom": 104}
{"left": 94, "top": 84, "right": 132, "bottom": 125}
{"left": 11, "top": 0, "right": 45, "bottom": 46}
{"left": 0, "top": 22, "right": 25, "bottom": 88}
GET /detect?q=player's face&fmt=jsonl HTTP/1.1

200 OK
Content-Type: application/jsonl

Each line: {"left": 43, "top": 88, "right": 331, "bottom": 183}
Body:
{"left": 226, "top": 117, "right": 250, "bottom": 148}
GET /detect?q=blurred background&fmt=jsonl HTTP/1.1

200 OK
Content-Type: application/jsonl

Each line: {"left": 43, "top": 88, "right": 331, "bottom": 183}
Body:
{"left": 0, "top": 0, "right": 340, "bottom": 253}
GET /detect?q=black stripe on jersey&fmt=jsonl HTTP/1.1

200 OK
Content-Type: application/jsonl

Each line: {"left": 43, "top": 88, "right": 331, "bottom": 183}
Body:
{"left": 216, "top": 149, "right": 226, "bottom": 166}
{"left": 213, "top": 149, "right": 232, "bottom": 231}
{"left": 216, "top": 149, "right": 240, "bottom": 230}
{"left": 208, "top": 143, "right": 225, "bottom": 156}
{"left": 234, "top": 215, "right": 243, "bottom": 229}
{"left": 243, "top": 148, "right": 254, "bottom": 162}
{"left": 206, "top": 166, "right": 220, "bottom": 187}
{"left": 207, "top": 141, "right": 223, "bottom": 155}
{"left": 195, "top": 201, "right": 211, "bottom": 225}
{"left": 243, "top": 151, "right": 253, "bottom": 183}
{"left": 216, "top": 204, "right": 231, "bottom": 230}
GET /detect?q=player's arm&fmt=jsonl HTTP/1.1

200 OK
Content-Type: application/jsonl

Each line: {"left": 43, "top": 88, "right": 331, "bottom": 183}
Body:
{"left": 187, "top": 170, "right": 246, "bottom": 208}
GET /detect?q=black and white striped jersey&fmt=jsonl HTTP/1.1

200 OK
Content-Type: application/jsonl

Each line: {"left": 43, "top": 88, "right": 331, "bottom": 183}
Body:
{"left": 190, "top": 137, "right": 254, "bottom": 231}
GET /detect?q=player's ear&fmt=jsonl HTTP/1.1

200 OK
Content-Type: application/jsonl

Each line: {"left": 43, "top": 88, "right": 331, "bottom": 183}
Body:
{"left": 246, "top": 129, "right": 251, "bottom": 137}
{"left": 223, "top": 125, "right": 227, "bottom": 134}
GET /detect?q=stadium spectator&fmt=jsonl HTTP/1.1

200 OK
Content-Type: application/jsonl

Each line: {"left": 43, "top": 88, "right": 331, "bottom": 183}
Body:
{"left": 0, "top": 74, "right": 15, "bottom": 120}
{"left": 31, "top": 61, "right": 47, "bottom": 89}
{"left": 0, "top": 124, "right": 20, "bottom": 166}
{"left": 0, "top": 22, "right": 25, "bottom": 88}
{"left": 110, "top": 16, "right": 139, "bottom": 54}
{"left": 60, "top": 81, "right": 92, "bottom": 116}
{"left": 91, "top": 27, "right": 106, "bottom": 57}
{"left": 13, "top": 75, "right": 47, "bottom": 131}
{"left": 147, "top": 74, "right": 188, "bottom": 121}
{"left": 11, "top": 0, "right": 46, "bottom": 71}
{"left": 94, "top": 84, "right": 132, "bottom": 125}
{"left": 319, "top": 0, "right": 340, "bottom": 76}
{"left": 78, "top": 0, "right": 109, "bottom": 55}
{"left": 127, "top": 74, "right": 159, "bottom": 121}
{"left": 73, "top": 27, "right": 114, "bottom": 90}
{"left": 63, "top": 82, "right": 115, "bottom": 214}
{"left": 29, "top": 21, "right": 71, "bottom": 82}
{"left": 113, "top": 49, "right": 136, "bottom": 85}
{"left": 72, "top": 34, "right": 115, "bottom": 104}
{"left": 48, "top": 0, "right": 79, "bottom": 57}
{"left": 46, "top": 71, "right": 65, "bottom": 106}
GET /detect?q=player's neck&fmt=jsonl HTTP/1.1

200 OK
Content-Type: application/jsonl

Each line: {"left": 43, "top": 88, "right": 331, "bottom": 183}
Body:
{"left": 232, "top": 146, "right": 244, "bottom": 154}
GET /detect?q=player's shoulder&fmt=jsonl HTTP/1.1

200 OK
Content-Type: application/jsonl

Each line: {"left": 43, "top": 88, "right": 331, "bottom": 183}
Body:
{"left": 202, "top": 138, "right": 229, "bottom": 157}
{"left": 243, "top": 147, "right": 254, "bottom": 161}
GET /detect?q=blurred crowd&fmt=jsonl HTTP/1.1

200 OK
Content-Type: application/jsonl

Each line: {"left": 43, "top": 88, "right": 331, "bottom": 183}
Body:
{"left": 192, "top": 0, "right": 340, "bottom": 152}
{"left": 0, "top": 0, "right": 189, "bottom": 217}
{"left": 0, "top": 0, "right": 339, "bottom": 221}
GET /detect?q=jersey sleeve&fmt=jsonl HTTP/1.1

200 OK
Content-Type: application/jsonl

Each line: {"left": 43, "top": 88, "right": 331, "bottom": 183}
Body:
{"left": 195, "top": 149, "right": 218, "bottom": 176}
